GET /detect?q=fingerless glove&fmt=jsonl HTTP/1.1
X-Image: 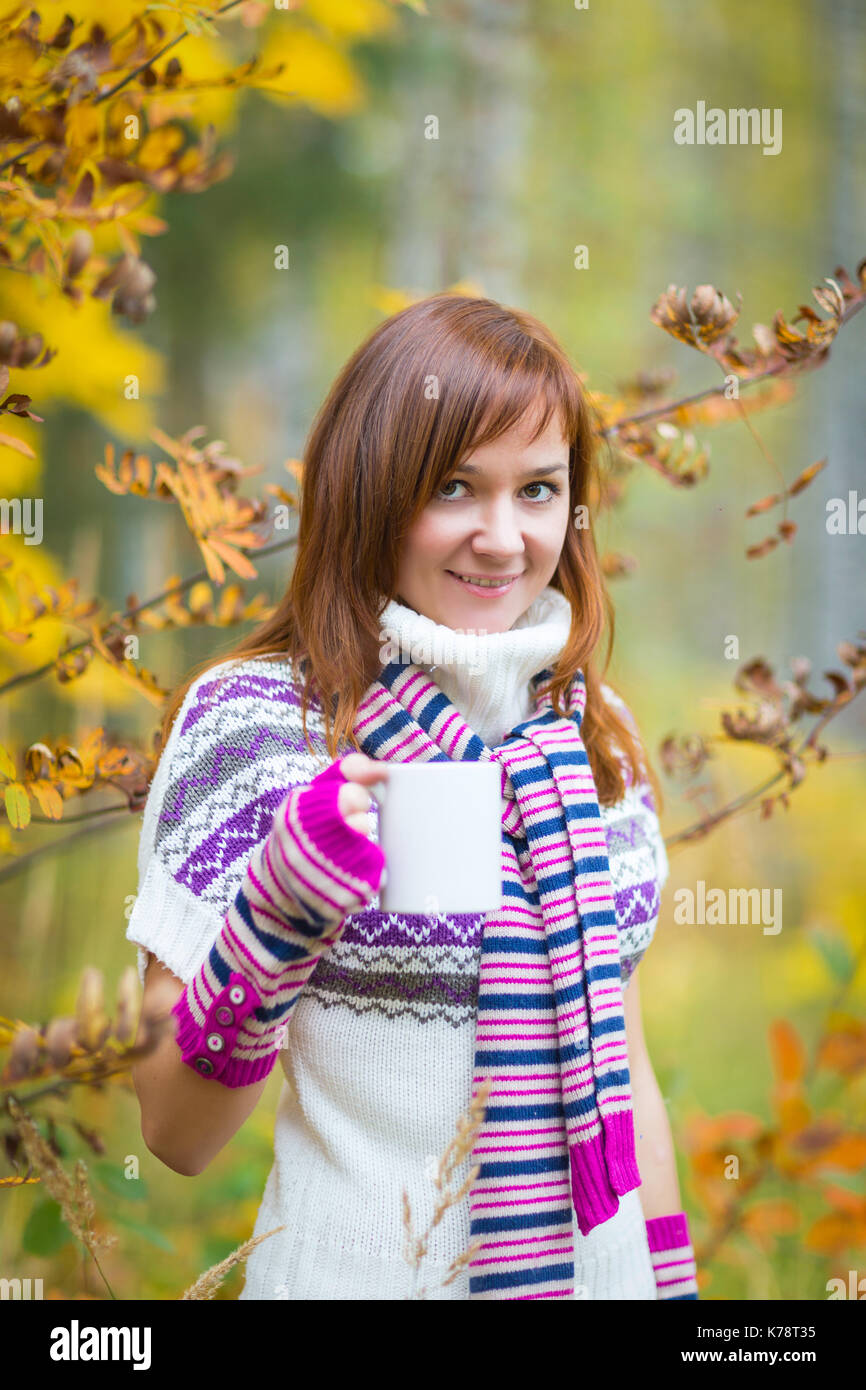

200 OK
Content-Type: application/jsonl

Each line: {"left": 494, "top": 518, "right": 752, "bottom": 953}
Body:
{"left": 171, "top": 758, "right": 385, "bottom": 1087}
{"left": 646, "top": 1211, "right": 699, "bottom": 1299}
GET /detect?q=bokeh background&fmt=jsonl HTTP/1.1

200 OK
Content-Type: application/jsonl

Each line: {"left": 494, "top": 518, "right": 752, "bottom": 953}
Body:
{"left": 2, "top": 0, "right": 865, "bottom": 1299}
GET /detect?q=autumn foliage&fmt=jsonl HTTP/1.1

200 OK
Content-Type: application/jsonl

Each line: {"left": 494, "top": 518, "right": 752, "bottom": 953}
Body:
{"left": 0, "top": 0, "right": 864, "bottom": 1301}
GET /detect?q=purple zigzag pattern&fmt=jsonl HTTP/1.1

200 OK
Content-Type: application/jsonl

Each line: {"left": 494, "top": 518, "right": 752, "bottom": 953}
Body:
{"left": 605, "top": 810, "right": 654, "bottom": 854}
{"left": 169, "top": 788, "right": 288, "bottom": 897}
{"left": 180, "top": 669, "right": 323, "bottom": 739}
{"left": 341, "top": 908, "right": 486, "bottom": 950}
{"left": 640, "top": 786, "right": 658, "bottom": 815}
{"left": 159, "top": 726, "right": 325, "bottom": 824}
{"left": 614, "top": 879, "right": 661, "bottom": 928}
{"left": 309, "top": 958, "right": 478, "bottom": 1010}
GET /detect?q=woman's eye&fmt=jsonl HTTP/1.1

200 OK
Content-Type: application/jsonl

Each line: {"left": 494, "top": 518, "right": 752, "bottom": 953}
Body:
{"left": 437, "top": 480, "right": 465, "bottom": 499}
{"left": 436, "top": 480, "right": 562, "bottom": 502}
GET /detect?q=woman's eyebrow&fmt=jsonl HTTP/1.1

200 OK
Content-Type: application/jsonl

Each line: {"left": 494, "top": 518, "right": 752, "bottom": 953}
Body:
{"left": 456, "top": 461, "right": 568, "bottom": 477}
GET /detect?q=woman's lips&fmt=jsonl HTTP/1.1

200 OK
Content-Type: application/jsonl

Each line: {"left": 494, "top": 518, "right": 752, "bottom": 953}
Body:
{"left": 446, "top": 570, "right": 522, "bottom": 596}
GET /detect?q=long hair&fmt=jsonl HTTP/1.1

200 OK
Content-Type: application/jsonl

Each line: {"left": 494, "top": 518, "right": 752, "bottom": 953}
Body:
{"left": 159, "top": 292, "right": 663, "bottom": 810}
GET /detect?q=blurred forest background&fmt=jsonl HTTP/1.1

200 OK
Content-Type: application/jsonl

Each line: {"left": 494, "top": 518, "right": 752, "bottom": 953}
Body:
{"left": 1, "top": 0, "right": 865, "bottom": 1300}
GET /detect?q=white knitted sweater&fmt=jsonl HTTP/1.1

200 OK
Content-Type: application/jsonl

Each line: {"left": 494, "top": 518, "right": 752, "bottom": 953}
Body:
{"left": 126, "top": 586, "right": 667, "bottom": 1299}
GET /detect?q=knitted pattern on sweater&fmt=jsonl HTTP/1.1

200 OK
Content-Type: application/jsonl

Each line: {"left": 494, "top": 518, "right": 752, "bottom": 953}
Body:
{"left": 126, "top": 653, "right": 668, "bottom": 1299}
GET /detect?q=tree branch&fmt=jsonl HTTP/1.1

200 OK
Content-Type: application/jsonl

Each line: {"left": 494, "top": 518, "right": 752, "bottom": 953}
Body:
{"left": 600, "top": 291, "right": 866, "bottom": 437}
{"left": 93, "top": 0, "right": 245, "bottom": 106}
{"left": 0, "top": 533, "right": 297, "bottom": 699}
{"left": 0, "top": 808, "right": 131, "bottom": 885}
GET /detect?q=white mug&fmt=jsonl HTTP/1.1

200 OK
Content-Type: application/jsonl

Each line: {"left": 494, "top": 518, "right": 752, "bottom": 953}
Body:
{"left": 368, "top": 762, "right": 502, "bottom": 914}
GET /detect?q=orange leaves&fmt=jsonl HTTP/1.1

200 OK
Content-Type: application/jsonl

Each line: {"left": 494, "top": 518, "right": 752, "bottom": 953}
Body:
{"left": 0, "top": 1, "right": 236, "bottom": 352}
{"left": 131, "top": 575, "right": 271, "bottom": 631}
{"left": 0, "top": 558, "right": 99, "bottom": 645}
{"left": 650, "top": 261, "right": 866, "bottom": 379}
{"left": 94, "top": 441, "right": 155, "bottom": 496}
{"left": 153, "top": 448, "right": 267, "bottom": 586}
{"left": 650, "top": 282, "right": 741, "bottom": 353}
{"left": 0, "top": 727, "right": 156, "bottom": 831}
{"left": 96, "top": 426, "right": 271, "bottom": 584}
{"left": 739, "top": 1199, "right": 799, "bottom": 1249}
{"left": 768, "top": 1020, "right": 810, "bottom": 1138}
{"left": 615, "top": 419, "right": 711, "bottom": 487}
{"left": 745, "top": 459, "right": 827, "bottom": 560}
{"left": 816, "top": 1013, "right": 866, "bottom": 1078}
{"left": 684, "top": 999, "right": 866, "bottom": 1271}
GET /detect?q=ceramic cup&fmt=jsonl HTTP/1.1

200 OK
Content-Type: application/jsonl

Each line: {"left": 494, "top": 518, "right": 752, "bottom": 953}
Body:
{"left": 367, "top": 761, "right": 502, "bottom": 914}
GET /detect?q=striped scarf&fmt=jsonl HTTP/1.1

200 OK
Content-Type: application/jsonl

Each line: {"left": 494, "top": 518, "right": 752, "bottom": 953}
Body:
{"left": 354, "top": 656, "right": 642, "bottom": 1301}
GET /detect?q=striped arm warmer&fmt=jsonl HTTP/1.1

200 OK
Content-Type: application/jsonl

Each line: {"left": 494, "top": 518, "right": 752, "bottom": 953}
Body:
{"left": 171, "top": 758, "right": 386, "bottom": 1087}
{"left": 646, "top": 1212, "right": 700, "bottom": 1299}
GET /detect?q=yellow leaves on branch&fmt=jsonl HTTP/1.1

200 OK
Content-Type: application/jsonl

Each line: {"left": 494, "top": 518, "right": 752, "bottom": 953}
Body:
{"left": 95, "top": 424, "right": 270, "bottom": 583}
{"left": 614, "top": 418, "right": 710, "bottom": 488}
{"left": 660, "top": 636, "right": 866, "bottom": 843}
{"left": 650, "top": 260, "right": 866, "bottom": 377}
{"left": 131, "top": 575, "right": 271, "bottom": 630}
{"left": 587, "top": 262, "right": 866, "bottom": 546}
{"left": 0, "top": 725, "right": 155, "bottom": 829}
{"left": 0, "top": 550, "right": 100, "bottom": 646}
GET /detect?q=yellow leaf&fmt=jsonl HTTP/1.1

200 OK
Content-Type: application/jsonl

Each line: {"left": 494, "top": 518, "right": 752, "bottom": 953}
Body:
{"left": 4, "top": 781, "right": 30, "bottom": 828}
{"left": 254, "top": 27, "right": 363, "bottom": 116}
{"left": 0, "top": 431, "right": 36, "bottom": 458}
{"left": 0, "top": 277, "right": 165, "bottom": 438}
{"left": 137, "top": 125, "right": 186, "bottom": 173}
{"left": 305, "top": 0, "right": 398, "bottom": 39}
{"left": 188, "top": 581, "right": 213, "bottom": 614}
{"left": 206, "top": 538, "right": 258, "bottom": 580}
{"left": 65, "top": 104, "right": 104, "bottom": 155}
{"left": 30, "top": 780, "right": 64, "bottom": 820}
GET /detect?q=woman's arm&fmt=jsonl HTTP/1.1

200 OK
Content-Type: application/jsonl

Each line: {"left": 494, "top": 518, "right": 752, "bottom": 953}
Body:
{"left": 134, "top": 957, "right": 269, "bottom": 1176}
{"left": 133, "top": 754, "right": 386, "bottom": 1177}
{"left": 622, "top": 971, "right": 682, "bottom": 1217}
{"left": 623, "top": 971, "right": 700, "bottom": 1298}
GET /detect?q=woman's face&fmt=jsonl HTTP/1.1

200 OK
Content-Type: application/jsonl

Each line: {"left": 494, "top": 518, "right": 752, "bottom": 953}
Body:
{"left": 394, "top": 401, "right": 572, "bottom": 633}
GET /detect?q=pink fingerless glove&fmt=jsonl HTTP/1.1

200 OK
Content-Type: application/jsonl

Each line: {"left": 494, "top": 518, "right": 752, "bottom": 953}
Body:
{"left": 646, "top": 1211, "right": 699, "bottom": 1299}
{"left": 171, "top": 757, "right": 385, "bottom": 1087}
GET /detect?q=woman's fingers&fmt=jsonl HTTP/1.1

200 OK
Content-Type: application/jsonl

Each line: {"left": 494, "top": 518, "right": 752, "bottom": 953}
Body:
{"left": 340, "top": 752, "right": 389, "bottom": 785}
{"left": 337, "top": 754, "right": 387, "bottom": 836}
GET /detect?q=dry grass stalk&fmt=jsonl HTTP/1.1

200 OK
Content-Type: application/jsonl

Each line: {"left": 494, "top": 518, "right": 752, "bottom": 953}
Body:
{"left": 180, "top": 1225, "right": 287, "bottom": 1300}
{"left": 402, "top": 1076, "right": 493, "bottom": 1300}
{"left": 6, "top": 1094, "right": 117, "bottom": 1296}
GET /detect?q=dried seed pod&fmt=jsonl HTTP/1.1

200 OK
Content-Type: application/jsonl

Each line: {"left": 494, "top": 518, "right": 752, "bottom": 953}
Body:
{"left": 75, "top": 967, "right": 109, "bottom": 1051}
{"left": 65, "top": 229, "right": 93, "bottom": 279}
{"left": 44, "top": 1016, "right": 78, "bottom": 1068}
{"left": 7, "top": 1025, "right": 42, "bottom": 1080}
{"left": 114, "top": 966, "right": 139, "bottom": 1045}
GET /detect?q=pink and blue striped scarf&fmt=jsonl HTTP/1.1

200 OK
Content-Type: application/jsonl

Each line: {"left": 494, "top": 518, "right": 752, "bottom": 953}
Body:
{"left": 354, "top": 657, "right": 642, "bottom": 1300}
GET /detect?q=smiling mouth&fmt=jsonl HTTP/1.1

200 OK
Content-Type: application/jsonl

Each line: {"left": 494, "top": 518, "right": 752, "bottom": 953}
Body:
{"left": 446, "top": 570, "right": 523, "bottom": 592}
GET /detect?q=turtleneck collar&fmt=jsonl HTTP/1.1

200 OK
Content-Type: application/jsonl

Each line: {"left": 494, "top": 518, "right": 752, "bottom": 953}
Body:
{"left": 377, "top": 585, "right": 573, "bottom": 749}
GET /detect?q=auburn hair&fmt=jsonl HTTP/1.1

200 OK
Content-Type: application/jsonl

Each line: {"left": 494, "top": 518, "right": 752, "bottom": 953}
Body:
{"left": 158, "top": 292, "right": 663, "bottom": 811}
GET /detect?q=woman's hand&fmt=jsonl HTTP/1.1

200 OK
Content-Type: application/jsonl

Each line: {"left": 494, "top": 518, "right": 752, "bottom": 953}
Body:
{"left": 336, "top": 752, "right": 389, "bottom": 837}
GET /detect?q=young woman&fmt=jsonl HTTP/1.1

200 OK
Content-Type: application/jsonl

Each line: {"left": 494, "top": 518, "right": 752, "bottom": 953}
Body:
{"left": 129, "top": 292, "right": 699, "bottom": 1301}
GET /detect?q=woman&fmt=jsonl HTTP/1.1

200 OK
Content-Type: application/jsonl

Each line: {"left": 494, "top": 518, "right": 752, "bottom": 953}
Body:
{"left": 129, "top": 292, "right": 699, "bottom": 1300}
